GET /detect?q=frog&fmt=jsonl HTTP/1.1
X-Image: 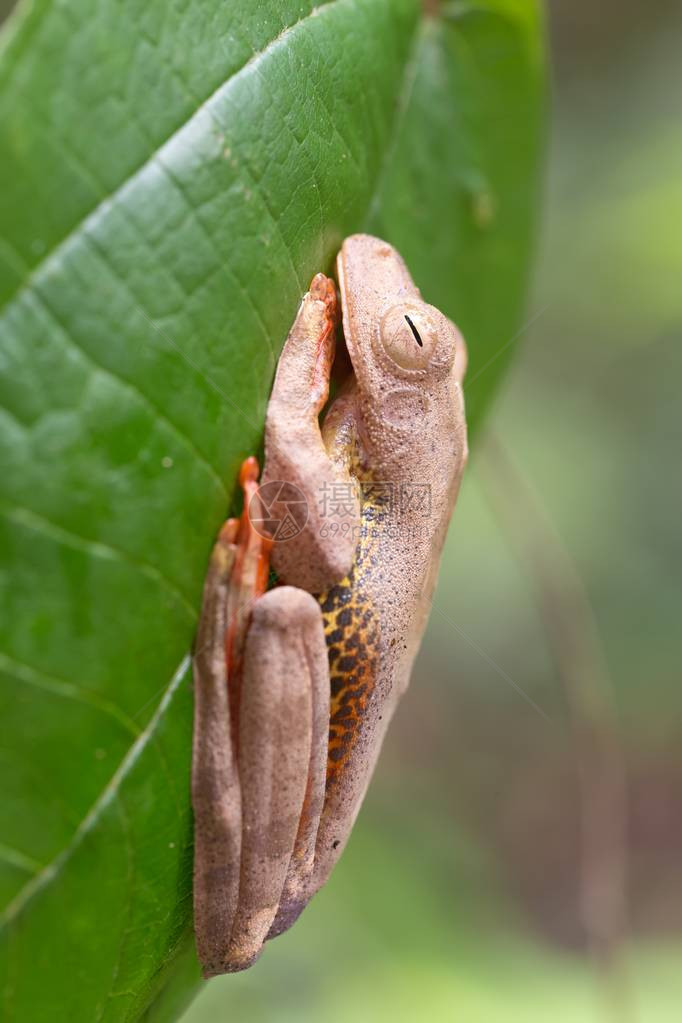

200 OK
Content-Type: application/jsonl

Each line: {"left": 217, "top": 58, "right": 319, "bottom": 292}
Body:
{"left": 192, "top": 234, "right": 468, "bottom": 976}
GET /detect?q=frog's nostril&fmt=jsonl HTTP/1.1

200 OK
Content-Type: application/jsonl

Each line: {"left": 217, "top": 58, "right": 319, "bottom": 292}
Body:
{"left": 404, "top": 314, "right": 423, "bottom": 347}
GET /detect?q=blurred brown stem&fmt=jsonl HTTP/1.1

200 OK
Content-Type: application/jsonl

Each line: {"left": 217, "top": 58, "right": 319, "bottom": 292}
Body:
{"left": 478, "top": 433, "right": 634, "bottom": 1023}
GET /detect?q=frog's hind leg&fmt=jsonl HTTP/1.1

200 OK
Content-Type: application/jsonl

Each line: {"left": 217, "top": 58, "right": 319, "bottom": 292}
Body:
{"left": 192, "top": 516, "right": 242, "bottom": 979}
{"left": 265, "top": 591, "right": 331, "bottom": 940}
{"left": 192, "top": 457, "right": 271, "bottom": 978}
{"left": 224, "top": 585, "right": 330, "bottom": 971}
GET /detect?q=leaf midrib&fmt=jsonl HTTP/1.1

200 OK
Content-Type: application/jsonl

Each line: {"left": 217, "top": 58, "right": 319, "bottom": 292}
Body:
{"left": 0, "top": 654, "right": 191, "bottom": 931}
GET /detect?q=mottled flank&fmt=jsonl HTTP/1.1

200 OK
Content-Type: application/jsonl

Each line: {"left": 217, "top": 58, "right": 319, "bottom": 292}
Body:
{"left": 317, "top": 481, "right": 387, "bottom": 786}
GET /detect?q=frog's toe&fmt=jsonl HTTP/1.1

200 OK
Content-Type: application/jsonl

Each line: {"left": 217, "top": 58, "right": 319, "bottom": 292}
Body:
{"left": 266, "top": 897, "right": 307, "bottom": 940}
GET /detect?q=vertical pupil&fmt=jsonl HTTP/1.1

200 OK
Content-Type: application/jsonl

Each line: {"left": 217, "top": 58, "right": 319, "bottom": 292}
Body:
{"left": 404, "top": 315, "right": 423, "bottom": 347}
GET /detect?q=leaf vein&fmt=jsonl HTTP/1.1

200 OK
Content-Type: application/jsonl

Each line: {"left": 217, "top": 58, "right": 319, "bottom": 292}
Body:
{"left": 30, "top": 277, "right": 231, "bottom": 502}
{"left": 151, "top": 156, "right": 276, "bottom": 363}
{"left": 0, "top": 655, "right": 191, "bottom": 930}
{"left": 0, "top": 501, "right": 198, "bottom": 623}
{"left": 0, "top": 651, "right": 142, "bottom": 738}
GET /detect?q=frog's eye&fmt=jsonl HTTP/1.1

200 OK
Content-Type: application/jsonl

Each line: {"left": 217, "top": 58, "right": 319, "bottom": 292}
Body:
{"left": 379, "top": 302, "right": 457, "bottom": 372}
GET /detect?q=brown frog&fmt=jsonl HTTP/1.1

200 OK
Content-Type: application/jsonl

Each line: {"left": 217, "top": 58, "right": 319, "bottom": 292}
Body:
{"left": 192, "top": 235, "right": 468, "bottom": 975}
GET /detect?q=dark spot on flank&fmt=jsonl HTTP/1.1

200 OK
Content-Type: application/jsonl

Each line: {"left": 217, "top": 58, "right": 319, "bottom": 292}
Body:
{"left": 341, "top": 682, "right": 367, "bottom": 704}
{"left": 329, "top": 627, "right": 343, "bottom": 644}
{"left": 328, "top": 746, "right": 345, "bottom": 762}
{"left": 331, "top": 678, "right": 345, "bottom": 699}
{"left": 337, "top": 607, "right": 352, "bottom": 627}
{"left": 338, "top": 655, "right": 357, "bottom": 672}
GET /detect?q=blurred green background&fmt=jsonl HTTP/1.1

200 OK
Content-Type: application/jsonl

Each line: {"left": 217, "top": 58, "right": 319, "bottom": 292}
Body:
{"left": 183, "top": 2, "right": 682, "bottom": 1020}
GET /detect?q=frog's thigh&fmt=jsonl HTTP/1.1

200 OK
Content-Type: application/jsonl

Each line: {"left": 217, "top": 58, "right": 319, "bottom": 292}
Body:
{"left": 267, "top": 590, "right": 330, "bottom": 940}
{"left": 225, "top": 585, "right": 329, "bottom": 971}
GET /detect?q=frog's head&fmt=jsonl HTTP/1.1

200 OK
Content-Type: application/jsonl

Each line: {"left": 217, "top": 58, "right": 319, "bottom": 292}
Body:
{"left": 336, "top": 234, "right": 467, "bottom": 475}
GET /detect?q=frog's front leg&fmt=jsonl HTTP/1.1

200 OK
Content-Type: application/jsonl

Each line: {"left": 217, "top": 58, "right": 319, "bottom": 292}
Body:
{"left": 262, "top": 273, "right": 360, "bottom": 593}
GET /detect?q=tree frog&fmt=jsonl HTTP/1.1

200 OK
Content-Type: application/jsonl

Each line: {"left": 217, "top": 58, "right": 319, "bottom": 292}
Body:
{"left": 192, "top": 235, "right": 468, "bottom": 976}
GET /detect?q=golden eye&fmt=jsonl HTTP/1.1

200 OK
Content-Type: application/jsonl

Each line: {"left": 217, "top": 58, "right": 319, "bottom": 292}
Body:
{"left": 379, "top": 302, "right": 454, "bottom": 371}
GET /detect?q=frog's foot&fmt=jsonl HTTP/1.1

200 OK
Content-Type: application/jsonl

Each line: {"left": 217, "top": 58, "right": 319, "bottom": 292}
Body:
{"left": 262, "top": 274, "right": 361, "bottom": 593}
{"left": 224, "top": 586, "right": 330, "bottom": 971}
{"left": 192, "top": 456, "right": 273, "bottom": 978}
{"left": 268, "top": 272, "right": 338, "bottom": 418}
{"left": 306, "top": 272, "right": 339, "bottom": 412}
{"left": 224, "top": 457, "right": 272, "bottom": 699}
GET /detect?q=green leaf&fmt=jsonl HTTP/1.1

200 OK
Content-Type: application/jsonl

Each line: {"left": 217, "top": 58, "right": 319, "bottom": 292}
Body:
{"left": 0, "top": 0, "right": 545, "bottom": 1019}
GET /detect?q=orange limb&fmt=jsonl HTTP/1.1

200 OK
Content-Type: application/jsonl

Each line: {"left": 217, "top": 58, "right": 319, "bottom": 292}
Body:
{"left": 223, "top": 457, "right": 273, "bottom": 733}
